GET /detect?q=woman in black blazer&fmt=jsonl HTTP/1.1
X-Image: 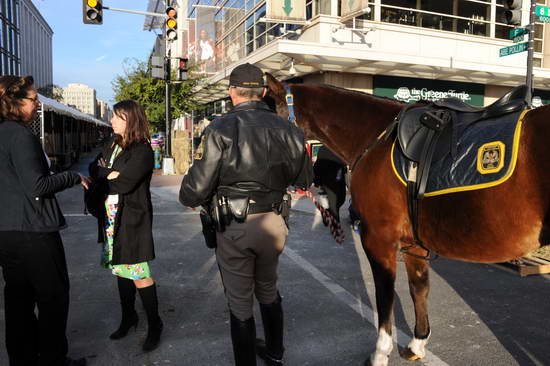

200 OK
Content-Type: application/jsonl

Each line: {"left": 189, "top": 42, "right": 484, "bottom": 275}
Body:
{"left": 0, "top": 75, "right": 88, "bottom": 366}
{"left": 89, "top": 100, "right": 162, "bottom": 352}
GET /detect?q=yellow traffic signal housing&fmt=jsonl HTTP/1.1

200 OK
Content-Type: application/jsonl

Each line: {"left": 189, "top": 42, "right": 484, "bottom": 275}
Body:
{"left": 83, "top": 0, "right": 103, "bottom": 24}
{"left": 166, "top": 7, "right": 177, "bottom": 40}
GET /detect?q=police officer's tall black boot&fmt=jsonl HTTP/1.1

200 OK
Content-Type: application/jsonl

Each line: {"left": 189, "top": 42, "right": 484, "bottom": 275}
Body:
{"left": 230, "top": 312, "right": 257, "bottom": 366}
{"left": 256, "top": 294, "right": 284, "bottom": 365}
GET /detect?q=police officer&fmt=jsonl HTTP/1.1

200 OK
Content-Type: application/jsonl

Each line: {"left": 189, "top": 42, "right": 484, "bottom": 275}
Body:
{"left": 179, "top": 63, "right": 312, "bottom": 366}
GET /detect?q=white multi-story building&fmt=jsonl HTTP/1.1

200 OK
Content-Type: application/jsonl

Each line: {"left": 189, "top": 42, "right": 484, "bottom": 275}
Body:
{"left": 169, "top": 0, "right": 550, "bottom": 111}
{"left": 96, "top": 99, "right": 112, "bottom": 122}
{"left": 63, "top": 83, "right": 97, "bottom": 116}
{"left": 19, "top": 0, "right": 53, "bottom": 88}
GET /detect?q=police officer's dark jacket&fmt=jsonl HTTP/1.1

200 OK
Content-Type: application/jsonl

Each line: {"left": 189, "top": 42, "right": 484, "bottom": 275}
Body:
{"left": 179, "top": 100, "right": 312, "bottom": 207}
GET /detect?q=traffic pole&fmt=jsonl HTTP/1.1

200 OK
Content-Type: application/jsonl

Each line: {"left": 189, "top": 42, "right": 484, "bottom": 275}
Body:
{"left": 162, "top": 42, "right": 175, "bottom": 175}
{"left": 526, "top": 0, "right": 536, "bottom": 106}
{"left": 165, "top": 51, "right": 172, "bottom": 158}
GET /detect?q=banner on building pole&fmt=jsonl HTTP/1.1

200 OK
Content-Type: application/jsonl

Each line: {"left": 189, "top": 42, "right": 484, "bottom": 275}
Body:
{"left": 266, "top": 0, "right": 306, "bottom": 21}
{"left": 341, "top": 0, "right": 369, "bottom": 19}
{"left": 195, "top": 7, "right": 217, "bottom": 74}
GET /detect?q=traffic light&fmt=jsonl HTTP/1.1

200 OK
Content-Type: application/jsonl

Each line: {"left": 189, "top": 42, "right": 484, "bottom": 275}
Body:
{"left": 504, "top": 0, "right": 522, "bottom": 26}
{"left": 177, "top": 58, "right": 188, "bottom": 81}
{"left": 165, "top": 7, "right": 177, "bottom": 41}
{"left": 83, "top": 0, "right": 103, "bottom": 25}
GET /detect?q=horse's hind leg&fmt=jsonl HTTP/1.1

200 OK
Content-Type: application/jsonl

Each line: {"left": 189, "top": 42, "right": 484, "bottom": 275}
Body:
{"left": 400, "top": 250, "right": 431, "bottom": 360}
{"left": 362, "top": 230, "right": 398, "bottom": 366}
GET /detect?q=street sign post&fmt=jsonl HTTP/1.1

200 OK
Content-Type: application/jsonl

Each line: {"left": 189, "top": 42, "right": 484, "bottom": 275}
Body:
{"left": 499, "top": 42, "right": 528, "bottom": 57}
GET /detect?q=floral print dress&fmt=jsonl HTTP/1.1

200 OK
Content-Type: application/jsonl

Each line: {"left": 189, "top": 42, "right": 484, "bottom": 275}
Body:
{"left": 101, "top": 144, "right": 152, "bottom": 280}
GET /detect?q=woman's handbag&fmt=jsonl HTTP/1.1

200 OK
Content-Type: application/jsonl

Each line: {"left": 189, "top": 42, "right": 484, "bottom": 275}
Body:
{"left": 84, "top": 179, "right": 108, "bottom": 218}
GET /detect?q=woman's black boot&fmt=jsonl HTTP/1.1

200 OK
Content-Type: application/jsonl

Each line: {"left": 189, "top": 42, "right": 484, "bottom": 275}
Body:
{"left": 230, "top": 312, "right": 257, "bottom": 366}
{"left": 138, "top": 283, "right": 163, "bottom": 352}
{"left": 110, "top": 277, "right": 138, "bottom": 340}
{"left": 256, "top": 294, "right": 284, "bottom": 365}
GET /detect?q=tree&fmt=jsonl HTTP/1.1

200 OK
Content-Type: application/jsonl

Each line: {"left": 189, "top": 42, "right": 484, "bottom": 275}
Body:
{"left": 112, "top": 58, "right": 205, "bottom": 132}
{"left": 37, "top": 84, "right": 63, "bottom": 102}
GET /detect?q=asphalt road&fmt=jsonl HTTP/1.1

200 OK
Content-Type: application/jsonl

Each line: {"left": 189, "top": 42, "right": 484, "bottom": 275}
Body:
{"left": 1, "top": 164, "right": 550, "bottom": 366}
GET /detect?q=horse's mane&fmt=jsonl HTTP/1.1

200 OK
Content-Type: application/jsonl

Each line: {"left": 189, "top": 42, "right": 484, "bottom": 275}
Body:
{"left": 297, "top": 83, "right": 404, "bottom": 106}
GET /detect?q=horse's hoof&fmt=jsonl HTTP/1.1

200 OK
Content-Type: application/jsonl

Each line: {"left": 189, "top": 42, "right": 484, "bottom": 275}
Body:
{"left": 399, "top": 347, "right": 423, "bottom": 361}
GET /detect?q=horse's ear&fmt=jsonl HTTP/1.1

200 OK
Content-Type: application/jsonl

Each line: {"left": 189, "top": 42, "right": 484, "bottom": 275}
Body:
{"left": 265, "top": 73, "right": 285, "bottom": 102}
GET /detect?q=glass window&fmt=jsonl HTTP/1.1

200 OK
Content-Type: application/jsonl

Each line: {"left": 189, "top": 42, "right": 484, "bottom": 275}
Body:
{"left": 316, "top": 0, "right": 331, "bottom": 15}
{"left": 456, "top": 1, "right": 490, "bottom": 36}
{"left": 535, "top": 39, "right": 542, "bottom": 53}
{"left": 255, "top": 4, "right": 266, "bottom": 20}
{"left": 535, "top": 23, "right": 543, "bottom": 39}
{"left": 382, "top": 0, "right": 416, "bottom": 6}
{"left": 421, "top": 0, "right": 452, "bottom": 15}
{"left": 255, "top": 32, "right": 266, "bottom": 49}
{"left": 266, "top": 22, "right": 280, "bottom": 42}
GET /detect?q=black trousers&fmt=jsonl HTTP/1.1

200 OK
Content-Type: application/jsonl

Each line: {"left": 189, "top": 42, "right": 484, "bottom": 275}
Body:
{"left": 0, "top": 231, "right": 70, "bottom": 366}
{"left": 322, "top": 181, "right": 346, "bottom": 222}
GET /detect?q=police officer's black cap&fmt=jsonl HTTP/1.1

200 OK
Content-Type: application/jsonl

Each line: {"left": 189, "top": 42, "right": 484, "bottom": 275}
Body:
{"left": 229, "top": 63, "right": 265, "bottom": 88}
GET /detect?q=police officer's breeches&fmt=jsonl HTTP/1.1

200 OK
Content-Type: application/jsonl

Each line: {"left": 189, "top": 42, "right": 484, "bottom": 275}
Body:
{"left": 215, "top": 211, "right": 288, "bottom": 321}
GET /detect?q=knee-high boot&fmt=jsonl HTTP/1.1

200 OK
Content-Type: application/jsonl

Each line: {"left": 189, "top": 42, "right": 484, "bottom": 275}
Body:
{"left": 110, "top": 276, "right": 138, "bottom": 340}
{"left": 230, "top": 312, "right": 257, "bottom": 366}
{"left": 138, "top": 283, "right": 163, "bottom": 352}
{"left": 256, "top": 294, "right": 284, "bottom": 365}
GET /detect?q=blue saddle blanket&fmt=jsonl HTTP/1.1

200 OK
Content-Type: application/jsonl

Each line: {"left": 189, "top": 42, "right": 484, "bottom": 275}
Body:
{"left": 391, "top": 110, "right": 527, "bottom": 196}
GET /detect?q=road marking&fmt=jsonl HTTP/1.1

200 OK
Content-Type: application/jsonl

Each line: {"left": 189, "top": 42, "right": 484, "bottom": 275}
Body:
{"left": 64, "top": 212, "right": 198, "bottom": 217}
{"left": 284, "top": 246, "right": 449, "bottom": 365}
{"left": 196, "top": 254, "right": 217, "bottom": 280}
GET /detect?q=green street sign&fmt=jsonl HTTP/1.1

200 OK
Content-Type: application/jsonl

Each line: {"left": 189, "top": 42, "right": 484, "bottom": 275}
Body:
{"left": 509, "top": 28, "right": 528, "bottom": 39}
{"left": 536, "top": 5, "right": 550, "bottom": 22}
{"left": 536, "top": 5, "right": 550, "bottom": 16}
{"left": 499, "top": 42, "right": 528, "bottom": 57}
{"left": 513, "top": 35, "right": 525, "bottom": 43}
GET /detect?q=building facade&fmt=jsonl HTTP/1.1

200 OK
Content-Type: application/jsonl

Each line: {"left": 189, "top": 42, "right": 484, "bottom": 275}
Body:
{"left": 0, "top": 0, "right": 21, "bottom": 76}
{"left": 0, "top": 0, "right": 53, "bottom": 88}
{"left": 19, "top": 0, "right": 53, "bottom": 88}
{"left": 181, "top": 0, "right": 550, "bottom": 110}
{"left": 96, "top": 99, "right": 112, "bottom": 122}
{"left": 63, "top": 83, "right": 97, "bottom": 116}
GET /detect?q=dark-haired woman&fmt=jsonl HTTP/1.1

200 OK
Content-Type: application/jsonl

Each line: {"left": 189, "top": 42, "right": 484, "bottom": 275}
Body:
{"left": 89, "top": 99, "right": 162, "bottom": 352}
{"left": 0, "top": 75, "right": 88, "bottom": 366}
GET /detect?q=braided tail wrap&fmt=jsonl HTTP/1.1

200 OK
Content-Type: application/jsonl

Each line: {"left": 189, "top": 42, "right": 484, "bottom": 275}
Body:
{"left": 304, "top": 190, "right": 345, "bottom": 244}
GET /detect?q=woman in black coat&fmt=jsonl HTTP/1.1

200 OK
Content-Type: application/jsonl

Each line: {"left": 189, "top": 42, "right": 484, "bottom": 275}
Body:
{"left": 0, "top": 75, "right": 88, "bottom": 366}
{"left": 89, "top": 100, "right": 162, "bottom": 352}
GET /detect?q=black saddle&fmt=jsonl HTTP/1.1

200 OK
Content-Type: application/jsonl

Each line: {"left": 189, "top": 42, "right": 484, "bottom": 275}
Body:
{"left": 394, "top": 85, "right": 527, "bottom": 259}
{"left": 398, "top": 85, "right": 528, "bottom": 165}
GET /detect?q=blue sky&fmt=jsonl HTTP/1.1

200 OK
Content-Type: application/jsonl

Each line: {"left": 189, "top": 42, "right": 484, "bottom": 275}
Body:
{"left": 32, "top": 0, "right": 160, "bottom": 104}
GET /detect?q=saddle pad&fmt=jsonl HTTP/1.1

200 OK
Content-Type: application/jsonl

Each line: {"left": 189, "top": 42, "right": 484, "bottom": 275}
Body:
{"left": 390, "top": 109, "right": 528, "bottom": 197}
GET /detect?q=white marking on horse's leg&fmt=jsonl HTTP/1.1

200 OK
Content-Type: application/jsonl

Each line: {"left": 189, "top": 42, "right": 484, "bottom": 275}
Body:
{"left": 407, "top": 330, "right": 431, "bottom": 359}
{"left": 370, "top": 329, "right": 393, "bottom": 366}
{"left": 283, "top": 247, "right": 450, "bottom": 365}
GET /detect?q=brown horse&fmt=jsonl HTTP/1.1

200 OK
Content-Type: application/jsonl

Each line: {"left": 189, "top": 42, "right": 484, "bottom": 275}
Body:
{"left": 266, "top": 74, "right": 550, "bottom": 366}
